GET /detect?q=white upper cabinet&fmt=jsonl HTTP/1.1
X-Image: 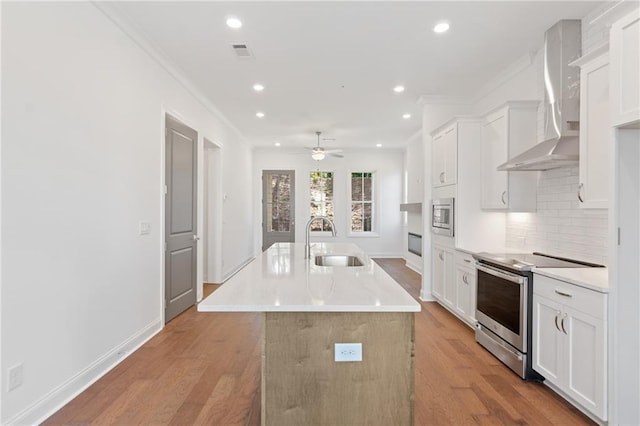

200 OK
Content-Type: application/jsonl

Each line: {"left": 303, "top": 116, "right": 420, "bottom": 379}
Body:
{"left": 610, "top": 9, "right": 640, "bottom": 127}
{"left": 481, "top": 102, "right": 539, "bottom": 211}
{"left": 432, "top": 124, "right": 457, "bottom": 187}
{"left": 572, "top": 49, "right": 610, "bottom": 209}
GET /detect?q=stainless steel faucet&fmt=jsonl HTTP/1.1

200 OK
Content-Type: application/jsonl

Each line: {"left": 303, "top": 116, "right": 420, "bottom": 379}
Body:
{"left": 305, "top": 216, "right": 337, "bottom": 259}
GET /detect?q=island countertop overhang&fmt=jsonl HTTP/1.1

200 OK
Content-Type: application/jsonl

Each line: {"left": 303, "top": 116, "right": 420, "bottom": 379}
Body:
{"left": 197, "top": 242, "right": 421, "bottom": 313}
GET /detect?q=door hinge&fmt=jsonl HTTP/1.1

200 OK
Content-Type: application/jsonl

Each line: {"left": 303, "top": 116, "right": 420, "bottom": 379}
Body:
{"left": 164, "top": 242, "right": 167, "bottom": 251}
{"left": 618, "top": 227, "right": 621, "bottom": 246}
{"left": 164, "top": 185, "right": 168, "bottom": 194}
{"left": 164, "top": 299, "right": 167, "bottom": 309}
{"left": 165, "top": 128, "right": 168, "bottom": 137}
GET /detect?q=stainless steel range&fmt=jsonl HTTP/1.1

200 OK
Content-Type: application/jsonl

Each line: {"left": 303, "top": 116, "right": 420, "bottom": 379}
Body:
{"left": 472, "top": 252, "right": 603, "bottom": 380}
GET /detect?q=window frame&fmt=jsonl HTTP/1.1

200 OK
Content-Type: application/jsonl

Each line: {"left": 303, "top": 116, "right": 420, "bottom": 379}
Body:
{"left": 347, "top": 170, "right": 379, "bottom": 237}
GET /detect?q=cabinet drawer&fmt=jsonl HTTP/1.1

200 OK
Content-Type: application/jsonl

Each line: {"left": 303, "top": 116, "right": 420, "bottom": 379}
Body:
{"left": 534, "top": 274, "right": 607, "bottom": 319}
{"left": 455, "top": 250, "right": 475, "bottom": 268}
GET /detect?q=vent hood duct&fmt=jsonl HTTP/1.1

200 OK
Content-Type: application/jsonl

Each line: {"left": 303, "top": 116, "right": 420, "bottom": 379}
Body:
{"left": 498, "top": 20, "right": 581, "bottom": 171}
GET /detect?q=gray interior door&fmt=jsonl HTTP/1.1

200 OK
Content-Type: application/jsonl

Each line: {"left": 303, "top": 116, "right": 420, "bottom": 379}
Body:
{"left": 262, "top": 170, "right": 295, "bottom": 251}
{"left": 165, "top": 115, "right": 197, "bottom": 323}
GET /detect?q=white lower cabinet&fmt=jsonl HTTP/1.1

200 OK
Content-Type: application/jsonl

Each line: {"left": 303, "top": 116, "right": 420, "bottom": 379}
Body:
{"left": 454, "top": 251, "right": 476, "bottom": 326}
{"left": 431, "top": 243, "right": 453, "bottom": 303}
{"left": 533, "top": 274, "right": 607, "bottom": 421}
{"left": 432, "top": 245, "right": 476, "bottom": 328}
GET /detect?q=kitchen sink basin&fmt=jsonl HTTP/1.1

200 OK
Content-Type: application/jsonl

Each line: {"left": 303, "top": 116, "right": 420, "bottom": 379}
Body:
{"left": 314, "top": 255, "right": 364, "bottom": 267}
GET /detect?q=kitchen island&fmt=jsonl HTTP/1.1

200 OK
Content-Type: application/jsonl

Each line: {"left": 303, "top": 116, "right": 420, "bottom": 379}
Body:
{"left": 198, "top": 242, "right": 420, "bottom": 426}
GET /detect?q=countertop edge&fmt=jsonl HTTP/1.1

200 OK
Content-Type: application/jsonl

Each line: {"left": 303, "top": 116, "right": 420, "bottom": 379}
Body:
{"left": 532, "top": 267, "right": 609, "bottom": 294}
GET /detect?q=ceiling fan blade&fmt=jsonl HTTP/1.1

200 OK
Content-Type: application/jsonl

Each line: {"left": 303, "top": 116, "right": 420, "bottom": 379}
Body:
{"left": 329, "top": 153, "right": 344, "bottom": 158}
{"left": 323, "top": 149, "right": 343, "bottom": 154}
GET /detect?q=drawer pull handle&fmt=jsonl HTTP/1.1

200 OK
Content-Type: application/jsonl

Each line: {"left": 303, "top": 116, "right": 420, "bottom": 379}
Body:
{"left": 561, "top": 315, "right": 568, "bottom": 335}
{"left": 554, "top": 290, "right": 573, "bottom": 298}
{"left": 463, "top": 259, "right": 471, "bottom": 263}
{"left": 578, "top": 183, "right": 584, "bottom": 203}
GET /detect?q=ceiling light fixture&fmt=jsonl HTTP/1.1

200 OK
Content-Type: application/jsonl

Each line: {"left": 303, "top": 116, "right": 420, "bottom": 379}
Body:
{"left": 312, "top": 151, "right": 326, "bottom": 161}
{"left": 402, "top": 113, "right": 411, "bottom": 119}
{"left": 226, "top": 17, "right": 242, "bottom": 29}
{"left": 376, "top": 143, "right": 382, "bottom": 148}
{"left": 256, "top": 111, "right": 265, "bottom": 118}
{"left": 274, "top": 142, "right": 281, "bottom": 147}
{"left": 433, "top": 22, "right": 450, "bottom": 33}
{"left": 393, "top": 86, "right": 405, "bottom": 93}
{"left": 253, "top": 83, "right": 264, "bottom": 92}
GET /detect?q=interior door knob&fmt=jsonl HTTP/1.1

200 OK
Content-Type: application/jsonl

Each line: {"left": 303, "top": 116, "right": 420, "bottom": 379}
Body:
{"left": 193, "top": 235, "right": 200, "bottom": 241}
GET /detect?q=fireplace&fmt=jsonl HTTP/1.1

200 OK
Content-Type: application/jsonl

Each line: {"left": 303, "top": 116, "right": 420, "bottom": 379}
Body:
{"left": 408, "top": 233, "right": 422, "bottom": 257}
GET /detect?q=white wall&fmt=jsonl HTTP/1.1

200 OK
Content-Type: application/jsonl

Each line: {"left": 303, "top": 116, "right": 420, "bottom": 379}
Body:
{"left": 1, "top": 2, "right": 253, "bottom": 424}
{"left": 253, "top": 148, "right": 404, "bottom": 257}
{"left": 403, "top": 133, "right": 424, "bottom": 272}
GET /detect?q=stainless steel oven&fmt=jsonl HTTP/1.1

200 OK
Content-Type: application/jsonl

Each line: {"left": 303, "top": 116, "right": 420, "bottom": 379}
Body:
{"left": 431, "top": 198, "right": 454, "bottom": 237}
{"left": 475, "top": 262, "right": 533, "bottom": 379}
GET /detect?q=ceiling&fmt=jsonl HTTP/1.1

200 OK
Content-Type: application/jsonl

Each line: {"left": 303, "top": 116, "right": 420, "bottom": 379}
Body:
{"left": 111, "top": 1, "right": 602, "bottom": 149}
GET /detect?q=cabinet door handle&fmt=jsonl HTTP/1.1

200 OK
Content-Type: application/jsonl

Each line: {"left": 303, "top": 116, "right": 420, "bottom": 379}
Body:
{"left": 561, "top": 314, "right": 568, "bottom": 335}
{"left": 554, "top": 290, "right": 573, "bottom": 298}
{"left": 462, "top": 273, "right": 468, "bottom": 284}
{"left": 578, "top": 183, "right": 584, "bottom": 203}
{"left": 438, "top": 252, "right": 444, "bottom": 261}
{"left": 501, "top": 190, "right": 507, "bottom": 205}
{"left": 554, "top": 312, "right": 561, "bottom": 332}
{"left": 439, "top": 172, "right": 445, "bottom": 183}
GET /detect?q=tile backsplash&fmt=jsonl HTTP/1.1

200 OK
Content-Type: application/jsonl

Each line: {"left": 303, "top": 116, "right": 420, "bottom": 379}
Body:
{"left": 505, "top": 167, "right": 608, "bottom": 265}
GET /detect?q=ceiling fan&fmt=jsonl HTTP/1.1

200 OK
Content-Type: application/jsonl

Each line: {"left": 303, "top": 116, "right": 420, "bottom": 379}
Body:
{"left": 309, "top": 131, "right": 343, "bottom": 161}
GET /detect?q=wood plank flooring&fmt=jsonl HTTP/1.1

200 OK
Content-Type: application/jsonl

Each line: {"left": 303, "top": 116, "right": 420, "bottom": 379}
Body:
{"left": 44, "top": 258, "right": 593, "bottom": 425}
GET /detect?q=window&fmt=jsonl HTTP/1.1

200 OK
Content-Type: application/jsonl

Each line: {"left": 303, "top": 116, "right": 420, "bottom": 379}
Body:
{"left": 351, "top": 172, "right": 374, "bottom": 232}
{"left": 309, "top": 171, "right": 334, "bottom": 231}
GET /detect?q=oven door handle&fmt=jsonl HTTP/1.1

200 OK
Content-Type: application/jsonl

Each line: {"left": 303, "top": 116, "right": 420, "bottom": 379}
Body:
{"left": 476, "top": 264, "right": 525, "bottom": 285}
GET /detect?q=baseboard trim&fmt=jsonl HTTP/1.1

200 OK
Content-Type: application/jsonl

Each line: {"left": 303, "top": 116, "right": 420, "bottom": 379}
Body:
{"left": 7, "top": 318, "right": 163, "bottom": 426}
{"left": 404, "top": 258, "right": 423, "bottom": 275}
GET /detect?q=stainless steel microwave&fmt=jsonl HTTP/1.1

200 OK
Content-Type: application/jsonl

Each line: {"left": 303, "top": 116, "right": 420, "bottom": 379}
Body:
{"left": 431, "top": 198, "right": 454, "bottom": 237}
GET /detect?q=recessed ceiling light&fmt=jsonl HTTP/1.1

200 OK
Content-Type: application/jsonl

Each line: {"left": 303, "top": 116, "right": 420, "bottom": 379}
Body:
{"left": 226, "top": 17, "right": 242, "bottom": 29}
{"left": 253, "top": 83, "right": 264, "bottom": 92}
{"left": 402, "top": 113, "right": 411, "bottom": 119}
{"left": 256, "top": 112, "right": 265, "bottom": 118}
{"left": 376, "top": 143, "right": 382, "bottom": 148}
{"left": 433, "top": 22, "right": 450, "bottom": 33}
{"left": 393, "top": 86, "right": 405, "bottom": 93}
{"left": 274, "top": 142, "right": 281, "bottom": 147}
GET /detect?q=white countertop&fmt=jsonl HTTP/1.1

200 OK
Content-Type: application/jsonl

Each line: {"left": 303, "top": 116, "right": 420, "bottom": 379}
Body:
{"left": 533, "top": 267, "right": 609, "bottom": 293}
{"left": 198, "top": 242, "right": 421, "bottom": 312}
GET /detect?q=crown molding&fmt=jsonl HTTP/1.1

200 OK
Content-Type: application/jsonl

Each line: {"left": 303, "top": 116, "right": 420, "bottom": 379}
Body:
{"left": 416, "top": 95, "right": 472, "bottom": 106}
{"left": 472, "top": 51, "right": 536, "bottom": 103}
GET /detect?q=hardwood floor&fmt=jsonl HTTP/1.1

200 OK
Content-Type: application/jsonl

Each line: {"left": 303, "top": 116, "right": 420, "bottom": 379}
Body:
{"left": 44, "top": 259, "right": 593, "bottom": 425}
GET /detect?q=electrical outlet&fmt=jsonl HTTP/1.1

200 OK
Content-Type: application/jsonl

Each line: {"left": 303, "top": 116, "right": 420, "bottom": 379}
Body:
{"left": 8, "top": 363, "right": 23, "bottom": 391}
{"left": 334, "top": 343, "right": 362, "bottom": 362}
{"left": 139, "top": 221, "right": 151, "bottom": 236}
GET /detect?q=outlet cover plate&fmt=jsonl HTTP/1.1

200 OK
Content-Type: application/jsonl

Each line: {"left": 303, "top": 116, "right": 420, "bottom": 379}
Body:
{"left": 334, "top": 343, "right": 362, "bottom": 362}
{"left": 8, "top": 363, "right": 23, "bottom": 391}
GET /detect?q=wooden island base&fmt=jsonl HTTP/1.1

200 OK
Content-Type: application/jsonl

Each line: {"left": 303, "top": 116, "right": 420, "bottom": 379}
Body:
{"left": 262, "top": 311, "right": 415, "bottom": 426}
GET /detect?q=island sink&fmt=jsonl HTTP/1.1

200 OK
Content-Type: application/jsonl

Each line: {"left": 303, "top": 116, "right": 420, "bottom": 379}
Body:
{"left": 314, "top": 254, "right": 364, "bottom": 267}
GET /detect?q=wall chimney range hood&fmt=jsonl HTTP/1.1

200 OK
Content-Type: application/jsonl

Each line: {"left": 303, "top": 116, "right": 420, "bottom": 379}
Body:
{"left": 498, "top": 20, "right": 582, "bottom": 171}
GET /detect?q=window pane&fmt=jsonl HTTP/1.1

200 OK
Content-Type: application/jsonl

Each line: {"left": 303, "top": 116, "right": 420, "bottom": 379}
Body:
{"left": 351, "top": 174, "right": 363, "bottom": 202}
{"left": 310, "top": 172, "right": 334, "bottom": 231}
{"left": 363, "top": 173, "right": 372, "bottom": 201}
{"left": 351, "top": 203, "right": 363, "bottom": 232}
{"left": 266, "top": 173, "right": 291, "bottom": 232}
{"left": 363, "top": 203, "right": 372, "bottom": 232}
